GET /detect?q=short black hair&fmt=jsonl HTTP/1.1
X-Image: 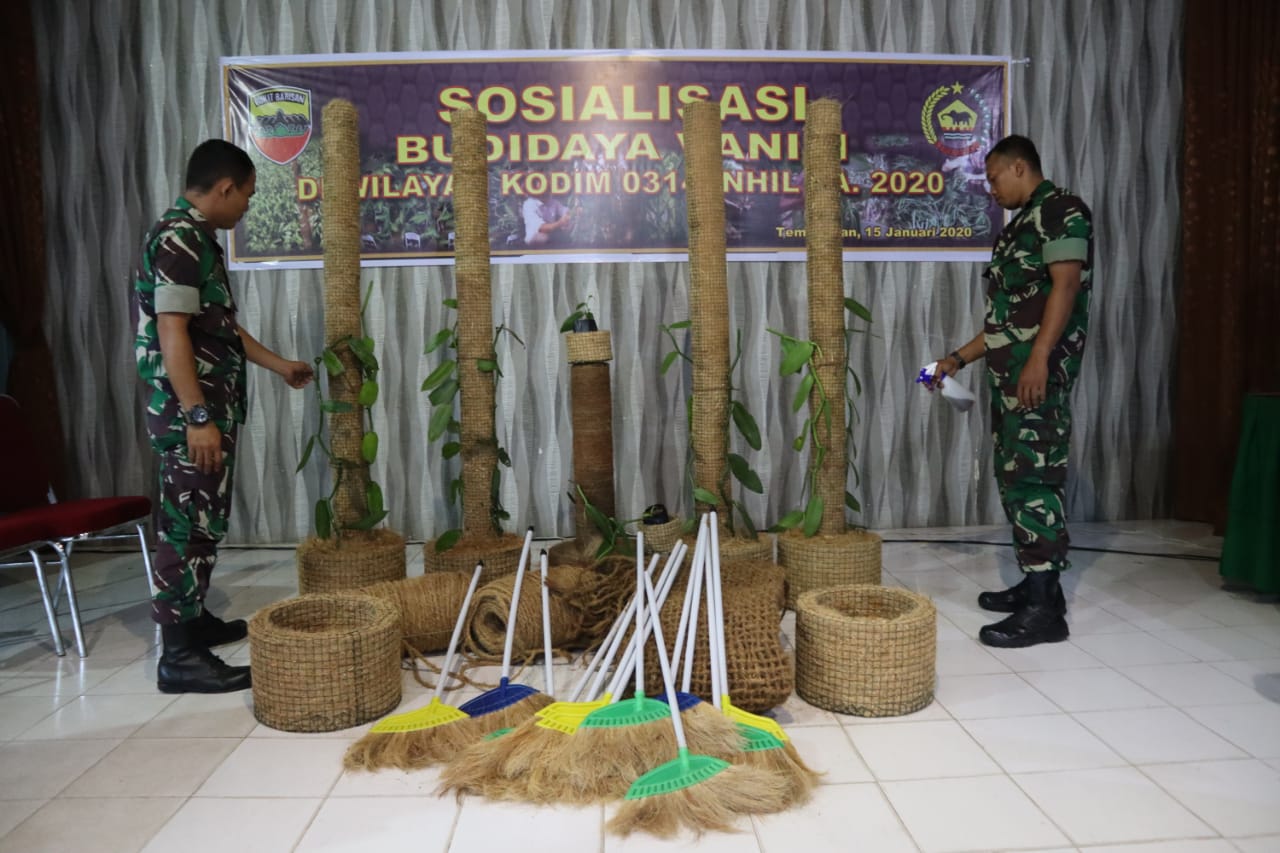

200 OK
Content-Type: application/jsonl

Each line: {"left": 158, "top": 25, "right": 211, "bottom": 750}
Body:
{"left": 986, "top": 135, "right": 1042, "bottom": 174}
{"left": 184, "top": 139, "right": 255, "bottom": 192}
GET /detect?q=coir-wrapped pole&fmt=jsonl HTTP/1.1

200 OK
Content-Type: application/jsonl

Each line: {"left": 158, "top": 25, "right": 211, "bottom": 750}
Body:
{"left": 321, "top": 99, "right": 369, "bottom": 526}
{"left": 804, "top": 99, "right": 848, "bottom": 535}
{"left": 451, "top": 107, "right": 499, "bottom": 536}
{"left": 683, "top": 98, "right": 731, "bottom": 515}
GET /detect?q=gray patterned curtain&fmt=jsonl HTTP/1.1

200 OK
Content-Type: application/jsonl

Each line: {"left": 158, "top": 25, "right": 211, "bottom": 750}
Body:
{"left": 31, "top": 0, "right": 1184, "bottom": 544}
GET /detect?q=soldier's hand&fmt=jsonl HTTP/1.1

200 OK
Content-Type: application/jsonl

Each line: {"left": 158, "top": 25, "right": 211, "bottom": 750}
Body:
{"left": 186, "top": 423, "right": 224, "bottom": 474}
{"left": 928, "top": 356, "right": 959, "bottom": 389}
{"left": 281, "top": 360, "right": 315, "bottom": 389}
{"left": 1016, "top": 358, "right": 1049, "bottom": 409}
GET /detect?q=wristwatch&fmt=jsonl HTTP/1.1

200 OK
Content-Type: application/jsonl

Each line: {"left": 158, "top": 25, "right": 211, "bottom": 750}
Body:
{"left": 184, "top": 404, "right": 212, "bottom": 427}
{"left": 949, "top": 350, "right": 967, "bottom": 370}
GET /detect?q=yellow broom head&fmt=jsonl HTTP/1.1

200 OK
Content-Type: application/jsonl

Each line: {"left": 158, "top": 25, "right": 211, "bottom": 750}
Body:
{"left": 606, "top": 761, "right": 793, "bottom": 838}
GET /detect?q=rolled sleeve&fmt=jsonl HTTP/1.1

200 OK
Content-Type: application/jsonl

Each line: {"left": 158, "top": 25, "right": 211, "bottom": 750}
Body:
{"left": 1043, "top": 237, "right": 1089, "bottom": 264}
{"left": 154, "top": 283, "right": 200, "bottom": 314}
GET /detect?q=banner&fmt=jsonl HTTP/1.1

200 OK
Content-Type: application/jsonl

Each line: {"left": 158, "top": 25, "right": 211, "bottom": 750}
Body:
{"left": 221, "top": 50, "right": 1009, "bottom": 269}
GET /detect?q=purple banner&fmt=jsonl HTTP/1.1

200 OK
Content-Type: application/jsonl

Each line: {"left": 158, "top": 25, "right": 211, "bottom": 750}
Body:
{"left": 221, "top": 50, "right": 1009, "bottom": 268}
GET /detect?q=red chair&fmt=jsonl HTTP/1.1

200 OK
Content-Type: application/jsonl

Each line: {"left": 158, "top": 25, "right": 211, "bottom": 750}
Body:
{"left": 0, "top": 394, "right": 153, "bottom": 657}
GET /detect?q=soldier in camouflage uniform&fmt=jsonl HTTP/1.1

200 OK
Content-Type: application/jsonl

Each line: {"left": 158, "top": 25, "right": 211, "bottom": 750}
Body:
{"left": 133, "top": 140, "right": 313, "bottom": 693}
{"left": 932, "top": 135, "right": 1093, "bottom": 648}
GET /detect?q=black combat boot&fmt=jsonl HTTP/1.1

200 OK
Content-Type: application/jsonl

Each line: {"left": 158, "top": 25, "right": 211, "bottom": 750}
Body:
{"left": 978, "top": 573, "right": 1067, "bottom": 614}
{"left": 190, "top": 608, "right": 249, "bottom": 647}
{"left": 157, "top": 621, "right": 252, "bottom": 694}
{"left": 978, "top": 570, "right": 1070, "bottom": 648}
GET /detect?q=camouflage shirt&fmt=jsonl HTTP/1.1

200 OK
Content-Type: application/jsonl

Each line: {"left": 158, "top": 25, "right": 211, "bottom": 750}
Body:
{"left": 983, "top": 179, "right": 1093, "bottom": 388}
{"left": 132, "top": 198, "right": 247, "bottom": 450}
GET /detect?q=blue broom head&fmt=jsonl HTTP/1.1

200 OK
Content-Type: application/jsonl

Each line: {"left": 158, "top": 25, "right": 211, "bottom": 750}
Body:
{"left": 457, "top": 677, "right": 538, "bottom": 717}
{"left": 655, "top": 691, "right": 703, "bottom": 712}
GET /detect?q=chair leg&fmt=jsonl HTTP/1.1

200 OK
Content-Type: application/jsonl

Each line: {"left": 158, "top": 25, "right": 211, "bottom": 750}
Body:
{"left": 27, "top": 548, "right": 66, "bottom": 657}
{"left": 51, "top": 542, "right": 87, "bottom": 659}
{"left": 136, "top": 521, "right": 157, "bottom": 598}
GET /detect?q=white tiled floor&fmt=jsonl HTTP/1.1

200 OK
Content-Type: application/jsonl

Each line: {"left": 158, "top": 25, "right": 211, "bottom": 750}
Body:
{"left": 2, "top": 520, "right": 1279, "bottom": 852}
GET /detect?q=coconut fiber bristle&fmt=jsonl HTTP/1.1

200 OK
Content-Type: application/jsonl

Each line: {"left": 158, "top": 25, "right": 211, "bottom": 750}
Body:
{"left": 343, "top": 712, "right": 486, "bottom": 772}
{"left": 731, "top": 738, "right": 821, "bottom": 809}
{"left": 469, "top": 691, "right": 555, "bottom": 735}
{"left": 606, "top": 762, "right": 794, "bottom": 838}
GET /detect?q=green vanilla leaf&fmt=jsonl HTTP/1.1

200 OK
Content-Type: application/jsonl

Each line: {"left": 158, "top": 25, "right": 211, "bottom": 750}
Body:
{"left": 435, "top": 529, "right": 463, "bottom": 552}
{"left": 733, "top": 500, "right": 758, "bottom": 538}
{"left": 844, "top": 297, "right": 873, "bottom": 323}
{"left": 779, "top": 340, "right": 814, "bottom": 375}
{"left": 321, "top": 400, "right": 354, "bottom": 414}
{"left": 425, "top": 328, "right": 453, "bottom": 354}
{"left": 803, "top": 494, "right": 824, "bottom": 537}
{"left": 367, "top": 482, "right": 384, "bottom": 514}
{"left": 845, "top": 491, "right": 861, "bottom": 513}
{"left": 428, "top": 379, "right": 458, "bottom": 406}
{"left": 793, "top": 373, "right": 815, "bottom": 412}
{"left": 315, "top": 499, "right": 332, "bottom": 540}
{"left": 693, "top": 487, "right": 719, "bottom": 505}
{"left": 773, "top": 509, "right": 804, "bottom": 531}
{"left": 361, "top": 432, "right": 379, "bottom": 464}
{"left": 731, "top": 401, "right": 762, "bottom": 450}
{"left": 420, "top": 360, "right": 456, "bottom": 392}
{"left": 296, "top": 435, "right": 315, "bottom": 473}
{"left": 441, "top": 441, "right": 462, "bottom": 459}
{"left": 728, "top": 453, "right": 764, "bottom": 494}
{"left": 660, "top": 350, "right": 680, "bottom": 375}
{"left": 559, "top": 311, "right": 584, "bottom": 333}
{"left": 346, "top": 509, "right": 388, "bottom": 531}
{"left": 428, "top": 404, "right": 452, "bottom": 441}
{"left": 321, "top": 349, "right": 344, "bottom": 376}
{"left": 358, "top": 380, "right": 379, "bottom": 407}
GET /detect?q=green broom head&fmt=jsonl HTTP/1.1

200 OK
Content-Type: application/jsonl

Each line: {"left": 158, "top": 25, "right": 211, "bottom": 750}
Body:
{"left": 579, "top": 696, "right": 671, "bottom": 730}
{"left": 483, "top": 727, "right": 514, "bottom": 741}
{"left": 369, "top": 697, "right": 468, "bottom": 734}
{"left": 624, "top": 747, "right": 730, "bottom": 799}
{"left": 735, "top": 722, "right": 786, "bottom": 753}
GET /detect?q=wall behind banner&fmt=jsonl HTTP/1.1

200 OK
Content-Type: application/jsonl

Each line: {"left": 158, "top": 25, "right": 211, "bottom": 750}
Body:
{"left": 32, "top": 0, "right": 1183, "bottom": 545}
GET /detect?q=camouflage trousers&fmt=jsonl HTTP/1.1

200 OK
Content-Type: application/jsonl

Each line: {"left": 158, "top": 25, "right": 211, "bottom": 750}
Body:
{"left": 990, "top": 380, "right": 1073, "bottom": 573}
{"left": 151, "top": 424, "right": 239, "bottom": 624}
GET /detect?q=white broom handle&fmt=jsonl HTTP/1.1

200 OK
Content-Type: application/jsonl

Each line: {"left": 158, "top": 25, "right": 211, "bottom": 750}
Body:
{"left": 710, "top": 512, "right": 729, "bottom": 704}
{"left": 668, "top": 519, "right": 704, "bottom": 683}
{"left": 643, "top": 569, "right": 689, "bottom": 750}
{"left": 540, "top": 550, "right": 554, "bottom": 696}
{"left": 635, "top": 532, "right": 645, "bottom": 696}
{"left": 682, "top": 516, "right": 710, "bottom": 694}
{"left": 670, "top": 534, "right": 701, "bottom": 697}
{"left": 672, "top": 515, "right": 706, "bottom": 691}
{"left": 500, "top": 527, "right": 535, "bottom": 678}
{"left": 581, "top": 537, "right": 680, "bottom": 696}
{"left": 567, "top": 587, "right": 629, "bottom": 702}
{"left": 437, "top": 563, "right": 484, "bottom": 701}
{"left": 601, "top": 544, "right": 684, "bottom": 700}
{"left": 586, "top": 543, "right": 681, "bottom": 702}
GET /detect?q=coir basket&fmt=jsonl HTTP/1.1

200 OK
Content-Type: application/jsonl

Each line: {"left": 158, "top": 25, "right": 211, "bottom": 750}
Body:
{"left": 795, "top": 585, "right": 936, "bottom": 717}
{"left": 249, "top": 592, "right": 401, "bottom": 732}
